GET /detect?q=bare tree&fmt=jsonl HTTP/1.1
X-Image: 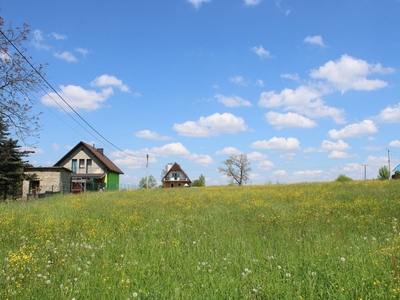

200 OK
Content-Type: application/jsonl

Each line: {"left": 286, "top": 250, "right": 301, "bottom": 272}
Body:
{"left": 218, "top": 154, "right": 251, "bottom": 186}
{"left": 0, "top": 17, "right": 46, "bottom": 143}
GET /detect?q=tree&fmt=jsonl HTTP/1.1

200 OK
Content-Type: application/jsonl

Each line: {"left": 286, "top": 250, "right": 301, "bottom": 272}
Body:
{"left": 192, "top": 174, "right": 206, "bottom": 187}
{"left": 0, "top": 119, "right": 32, "bottom": 200}
{"left": 377, "top": 165, "right": 390, "bottom": 180}
{"left": 218, "top": 154, "right": 251, "bottom": 186}
{"left": 0, "top": 16, "right": 46, "bottom": 143}
{"left": 335, "top": 174, "right": 353, "bottom": 182}
{"left": 139, "top": 175, "right": 158, "bottom": 189}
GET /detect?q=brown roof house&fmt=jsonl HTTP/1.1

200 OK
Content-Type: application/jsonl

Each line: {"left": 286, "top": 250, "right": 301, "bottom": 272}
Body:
{"left": 162, "top": 162, "right": 191, "bottom": 188}
{"left": 54, "top": 141, "right": 124, "bottom": 192}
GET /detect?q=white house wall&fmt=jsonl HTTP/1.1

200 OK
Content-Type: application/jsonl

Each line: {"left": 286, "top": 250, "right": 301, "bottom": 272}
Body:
{"left": 58, "top": 148, "right": 105, "bottom": 174}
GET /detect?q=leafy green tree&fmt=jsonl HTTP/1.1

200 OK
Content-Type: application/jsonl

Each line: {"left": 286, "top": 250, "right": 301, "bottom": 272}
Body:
{"left": 218, "top": 154, "right": 251, "bottom": 186}
{"left": 0, "top": 119, "right": 32, "bottom": 200}
{"left": 192, "top": 174, "right": 206, "bottom": 187}
{"left": 139, "top": 175, "right": 158, "bottom": 189}
{"left": 0, "top": 16, "right": 47, "bottom": 143}
{"left": 335, "top": 174, "right": 353, "bottom": 182}
{"left": 377, "top": 165, "right": 390, "bottom": 180}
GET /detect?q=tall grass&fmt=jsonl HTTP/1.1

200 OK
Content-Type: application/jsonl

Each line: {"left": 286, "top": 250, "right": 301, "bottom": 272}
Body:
{"left": 1, "top": 180, "right": 400, "bottom": 299}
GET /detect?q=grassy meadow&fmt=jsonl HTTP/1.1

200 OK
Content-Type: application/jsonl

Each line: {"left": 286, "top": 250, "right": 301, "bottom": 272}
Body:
{"left": 1, "top": 180, "right": 400, "bottom": 299}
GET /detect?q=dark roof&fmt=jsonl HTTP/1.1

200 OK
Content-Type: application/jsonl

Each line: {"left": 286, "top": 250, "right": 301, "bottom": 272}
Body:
{"left": 54, "top": 141, "right": 124, "bottom": 174}
{"left": 162, "top": 162, "right": 191, "bottom": 183}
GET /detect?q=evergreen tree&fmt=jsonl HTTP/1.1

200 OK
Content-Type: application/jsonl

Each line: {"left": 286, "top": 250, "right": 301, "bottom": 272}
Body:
{"left": 0, "top": 119, "right": 32, "bottom": 200}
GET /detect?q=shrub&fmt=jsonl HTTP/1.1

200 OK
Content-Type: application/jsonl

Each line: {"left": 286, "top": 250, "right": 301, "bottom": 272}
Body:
{"left": 335, "top": 174, "right": 353, "bottom": 182}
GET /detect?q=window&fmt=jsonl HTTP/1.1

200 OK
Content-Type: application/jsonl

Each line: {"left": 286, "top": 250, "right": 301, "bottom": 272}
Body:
{"left": 79, "top": 159, "right": 85, "bottom": 169}
{"left": 86, "top": 159, "right": 92, "bottom": 173}
{"left": 71, "top": 159, "right": 77, "bottom": 173}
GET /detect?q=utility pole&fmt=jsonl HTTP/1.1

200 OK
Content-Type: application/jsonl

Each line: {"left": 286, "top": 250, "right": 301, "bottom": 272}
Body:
{"left": 146, "top": 154, "right": 149, "bottom": 189}
{"left": 362, "top": 164, "right": 368, "bottom": 180}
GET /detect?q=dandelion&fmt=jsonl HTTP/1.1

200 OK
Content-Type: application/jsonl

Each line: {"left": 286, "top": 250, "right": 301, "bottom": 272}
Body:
{"left": 340, "top": 257, "right": 345, "bottom": 262}
{"left": 132, "top": 292, "right": 138, "bottom": 298}
{"left": 277, "top": 265, "right": 282, "bottom": 270}
{"left": 311, "top": 271, "right": 317, "bottom": 276}
{"left": 46, "top": 280, "right": 51, "bottom": 284}
{"left": 285, "top": 273, "right": 291, "bottom": 278}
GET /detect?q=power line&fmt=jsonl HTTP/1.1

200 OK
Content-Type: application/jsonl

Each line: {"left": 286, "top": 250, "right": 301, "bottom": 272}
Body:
{"left": 0, "top": 29, "right": 143, "bottom": 158}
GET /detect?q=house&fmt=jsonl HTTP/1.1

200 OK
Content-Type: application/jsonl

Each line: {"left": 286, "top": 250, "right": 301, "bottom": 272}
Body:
{"left": 53, "top": 141, "right": 124, "bottom": 192}
{"left": 162, "top": 162, "right": 191, "bottom": 188}
{"left": 392, "top": 164, "right": 400, "bottom": 179}
{"left": 22, "top": 166, "right": 72, "bottom": 199}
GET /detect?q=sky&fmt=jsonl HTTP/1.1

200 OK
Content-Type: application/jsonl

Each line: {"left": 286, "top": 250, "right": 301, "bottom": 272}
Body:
{"left": 2, "top": 0, "right": 400, "bottom": 186}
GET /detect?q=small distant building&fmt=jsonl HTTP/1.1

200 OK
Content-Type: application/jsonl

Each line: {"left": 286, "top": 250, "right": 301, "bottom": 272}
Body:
{"left": 162, "top": 162, "right": 191, "bottom": 188}
{"left": 54, "top": 141, "right": 124, "bottom": 192}
{"left": 22, "top": 167, "right": 72, "bottom": 199}
{"left": 392, "top": 164, "right": 400, "bottom": 179}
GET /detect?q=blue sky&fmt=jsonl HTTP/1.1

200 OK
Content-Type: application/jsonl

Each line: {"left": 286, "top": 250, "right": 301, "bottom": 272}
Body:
{"left": 2, "top": 0, "right": 400, "bottom": 185}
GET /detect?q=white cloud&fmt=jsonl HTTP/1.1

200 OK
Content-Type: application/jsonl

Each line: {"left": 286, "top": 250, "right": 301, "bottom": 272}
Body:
{"left": 251, "top": 137, "right": 300, "bottom": 151}
{"left": 247, "top": 151, "right": 267, "bottom": 161}
{"left": 304, "top": 35, "right": 326, "bottom": 47}
{"left": 215, "top": 94, "right": 252, "bottom": 107}
{"left": 255, "top": 79, "right": 265, "bottom": 86}
{"left": 389, "top": 140, "right": 400, "bottom": 147}
{"left": 75, "top": 48, "right": 90, "bottom": 56}
{"left": 251, "top": 45, "right": 272, "bottom": 58}
{"left": 112, "top": 142, "right": 213, "bottom": 170}
{"left": 173, "top": 113, "right": 248, "bottom": 137}
{"left": 376, "top": 103, "right": 400, "bottom": 123}
{"left": 187, "top": 0, "right": 211, "bottom": 9}
{"left": 135, "top": 130, "right": 170, "bottom": 141}
{"left": 272, "top": 170, "right": 287, "bottom": 176}
{"left": 215, "top": 147, "right": 242, "bottom": 155}
{"left": 91, "top": 74, "right": 130, "bottom": 92}
{"left": 328, "top": 151, "right": 355, "bottom": 159}
{"left": 244, "top": 0, "right": 262, "bottom": 5}
{"left": 41, "top": 85, "right": 114, "bottom": 111}
{"left": 258, "top": 86, "right": 345, "bottom": 123}
{"left": 320, "top": 139, "right": 351, "bottom": 152}
{"left": 258, "top": 160, "right": 275, "bottom": 170}
{"left": 52, "top": 143, "right": 60, "bottom": 151}
{"left": 54, "top": 51, "right": 77, "bottom": 62}
{"left": 293, "top": 170, "right": 324, "bottom": 177}
{"left": 310, "top": 54, "right": 394, "bottom": 93}
{"left": 328, "top": 119, "right": 378, "bottom": 139}
{"left": 229, "top": 76, "right": 246, "bottom": 85}
{"left": 32, "top": 30, "right": 50, "bottom": 50}
{"left": 265, "top": 111, "right": 317, "bottom": 129}
{"left": 281, "top": 73, "right": 299, "bottom": 81}
{"left": 51, "top": 32, "right": 67, "bottom": 40}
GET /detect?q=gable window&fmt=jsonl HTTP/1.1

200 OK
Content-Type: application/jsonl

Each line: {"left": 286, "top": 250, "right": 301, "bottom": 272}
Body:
{"left": 71, "top": 159, "right": 77, "bottom": 173}
{"left": 86, "top": 159, "right": 92, "bottom": 173}
{"left": 79, "top": 159, "right": 85, "bottom": 170}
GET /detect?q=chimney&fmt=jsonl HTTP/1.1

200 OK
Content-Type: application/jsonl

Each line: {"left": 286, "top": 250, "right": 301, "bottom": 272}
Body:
{"left": 167, "top": 163, "right": 173, "bottom": 172}
{"left": 97, "top": 148, "right": 104, "bottom": 155}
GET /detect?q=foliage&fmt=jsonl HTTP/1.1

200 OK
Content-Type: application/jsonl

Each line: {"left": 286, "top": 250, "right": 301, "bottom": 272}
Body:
{"left": 192, "top": 174, "right": 206, "bottom": 187}
{"left": 393, "top": 171, "right": 400, "bottom": 179}
{"left": 1, "top": 181, "right": 400, "bottom": 299}
{"left": 377, "top": 165, "right": 390, "bottom": 180}
{"left": 0, "top": 16, "right": 46, "bottom": 143}
{"left": 138, "top": 174, "right": 157, "bottom": 189}
{"left": 218, "top": 154, "right": 251, "bottom": 186}
{"left": 335, "top": 174, "right": 353, "bottom": 182}
{"left": 0, "top": 119, "right": 32, "bottom": 200}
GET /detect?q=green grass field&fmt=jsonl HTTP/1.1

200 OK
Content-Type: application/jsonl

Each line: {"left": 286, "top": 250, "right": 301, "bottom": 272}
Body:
{"left": 1, "top": 180, "right": 400, "bottom": 299}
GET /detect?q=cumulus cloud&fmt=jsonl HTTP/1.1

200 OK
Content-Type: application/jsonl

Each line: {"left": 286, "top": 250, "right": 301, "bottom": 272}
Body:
{"left": 247, "top": 151, "right": 267, "bottom": 161}
{"left": 272, "top": 170, "right": 287, "bottom": 176}
{"left": 187, "top": 0, "right": 211, "bottom": 9}
{"left": 173, "top": 113, "right": 248, "bottom": 137}
{"left": 310, "top": 54, "right": 394, "bottom": 93}
{"left": 112, "top": 142, "right": 213, "bottom": 169}
{"left": 41, "top": 85, "right": 113, "bottom": 111}
{"left": 293, "top": 170, "right": 324, "bottom": 177}
{"left": 51, "top": 32, "right": 67, "bottom": 40}
{"left": 328, "top": 151, "right": 355, "bottom": 159}
{"left": 265, "top": 111, "right": 317, "bottom": 129}
{"left": 320, "top": 139, "right": 350, "bottom": 152}
{"left": 244, "top": 0, "right": 262, "bottom": 5}
{"left": 135, "top": 130, "right": 170, "bottom": 141}
{"left": 376, "top": 103, "right": 400, "bottom": 123}
{"left": 304, "top": 35, "right": 326, "bottom": 47}
{"left": 75, "top": 48, "right": 90, "bottom": 56}
{"left": 215, "top": 147, "right": 242, "bottom": 155}
{"left": 229, "top": 76, "right": 247, "bottom": 85}
{"left": 251, "top": 137, "right": 300, "bottom": 151}
{"left": 54, "top": 51, "right": 77, "bottom": 62}
{"left": 281, "top": 73, "right": 299, "bottom": 81}
{"left": 215, "top": 94, "right": 252, "bottom": 107}
{"left": 91, "top": 74, "right": 130, "bottom": 92}
{"left": 258, "top": 160, "right": 275, "bottom": 170}
{"left": 251, "top": 45, "right": 272, "bottom": 58}
{"left": 32, "top": 30, "right": 50, "bottom": 50}
{"left": 328, "top": 119, "right": 378, "bottom": 139}
{"left": 389, "top": 140, "right": 400, "bottom": 147}
{"left": 258, "top": 86, "right": 345, "bottom": 123}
